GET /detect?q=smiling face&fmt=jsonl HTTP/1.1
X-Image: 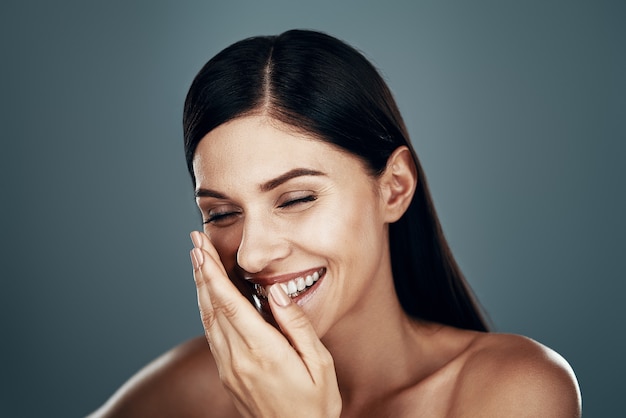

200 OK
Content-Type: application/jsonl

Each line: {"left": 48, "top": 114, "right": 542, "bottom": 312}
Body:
{"left": 192, "top": 115, "right": 397, "bottom": 337}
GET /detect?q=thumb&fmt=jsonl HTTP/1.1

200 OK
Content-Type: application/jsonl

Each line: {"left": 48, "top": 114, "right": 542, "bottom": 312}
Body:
{"left": 267, "top": 284, "right": 332, "bottom": 368}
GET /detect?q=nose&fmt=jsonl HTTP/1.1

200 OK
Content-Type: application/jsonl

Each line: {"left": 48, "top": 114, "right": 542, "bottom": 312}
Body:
{"left": 236, "top": 215, "right": 290, "bottom": 274}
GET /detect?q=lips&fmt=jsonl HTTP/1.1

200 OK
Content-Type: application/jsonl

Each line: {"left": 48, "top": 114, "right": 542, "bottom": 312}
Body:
{"left": 248, "top": 267, "right": 326, "bottom": 300}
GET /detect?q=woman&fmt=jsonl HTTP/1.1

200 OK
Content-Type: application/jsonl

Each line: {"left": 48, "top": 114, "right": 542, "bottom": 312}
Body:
{"left": 92, "top": 29, "right": 581, "bottom": 417}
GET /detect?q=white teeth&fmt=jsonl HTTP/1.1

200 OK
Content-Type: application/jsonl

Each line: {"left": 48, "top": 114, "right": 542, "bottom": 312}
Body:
{"left": 305, "top": 275, "right": 313, "bottom": 286}
{"left": 257, "top": 268, "right": 325, "bottom": 299}
{"left": 287, "top": 280, "right": 298, "bottom": 295}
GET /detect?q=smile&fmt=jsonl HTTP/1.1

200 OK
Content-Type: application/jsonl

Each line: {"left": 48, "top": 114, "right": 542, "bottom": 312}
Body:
{"left": 253, "top": 267, "right": 326, "bottom": 299}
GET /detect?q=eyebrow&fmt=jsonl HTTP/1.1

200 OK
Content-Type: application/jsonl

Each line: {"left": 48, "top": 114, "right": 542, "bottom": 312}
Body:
{"left": 259, "top": 168, "right": 326, "bottom": 192}
{"left": 194, "top": 168, "right": 326, "bottom": 198}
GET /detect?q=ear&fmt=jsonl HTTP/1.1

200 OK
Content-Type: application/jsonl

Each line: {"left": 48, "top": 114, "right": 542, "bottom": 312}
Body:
{"left": 379, "top": 146, "right": 418, "bottom": 223}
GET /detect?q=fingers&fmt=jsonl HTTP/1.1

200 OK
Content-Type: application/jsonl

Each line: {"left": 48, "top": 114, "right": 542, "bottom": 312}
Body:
{"left": 189, "top": 231, "right": 340, "bottom": 416}
{"left": 190, "top": 231, "right": 244, "bottom": 309}
{"left": 190, "top": 229, "right": 330, "bottom": 365}
{"left": 190, "top": 231, "right": 226, "bottom": 276}
{"left": 189, "top": 231, "right": 279, "bottom": 340}
{"left": 267, "top": 284, "right": 335, "bottom": 379}
{"left": 190, "top": 243, "right": 223, "bottom": 357}
{"left": 190, "top": 230, "right": 323, "bottom": 360}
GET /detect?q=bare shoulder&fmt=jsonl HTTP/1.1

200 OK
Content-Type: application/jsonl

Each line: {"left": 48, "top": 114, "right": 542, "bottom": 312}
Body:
{"left": 452, "top": 333, "right": 581, "bottom": 417}
{"left": 88, "top": 336, "right": 238, "bottom": 418}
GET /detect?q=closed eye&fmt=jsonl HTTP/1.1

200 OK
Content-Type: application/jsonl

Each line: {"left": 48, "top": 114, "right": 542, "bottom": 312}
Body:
{"left": 204, "top": 213, "right": 234, "bottom": 224}
{"left": 203, "top": 207, "right": 242, "bottom": 226}
{"left": 278, "top": 194, "right": 317, "bottom": 208}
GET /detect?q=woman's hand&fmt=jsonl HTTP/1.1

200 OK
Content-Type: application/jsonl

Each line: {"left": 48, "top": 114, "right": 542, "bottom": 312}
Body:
{"left": 190, "top": 231, "right": 342, "bottom": 418}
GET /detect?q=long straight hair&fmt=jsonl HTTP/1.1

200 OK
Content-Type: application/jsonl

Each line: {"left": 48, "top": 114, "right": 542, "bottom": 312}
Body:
{"left": 183, "top": 29, "right": 489, "bottom": 331}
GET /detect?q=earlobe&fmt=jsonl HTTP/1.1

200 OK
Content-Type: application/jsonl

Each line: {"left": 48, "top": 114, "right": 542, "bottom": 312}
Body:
{"left": 380, "top": 146, "right": 418, "bottom": 223}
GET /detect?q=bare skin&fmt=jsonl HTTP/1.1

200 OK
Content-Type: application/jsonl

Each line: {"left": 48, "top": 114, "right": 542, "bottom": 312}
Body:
{"left": 90, "top": 116, "right": 581, "bottom": 417}
{"left": 91, "top": 331, "right": 580, "bottom": 417}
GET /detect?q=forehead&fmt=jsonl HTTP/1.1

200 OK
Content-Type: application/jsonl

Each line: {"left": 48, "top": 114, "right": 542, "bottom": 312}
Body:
{"left": 192, "top": 116, "right": 365, "bottom": 188}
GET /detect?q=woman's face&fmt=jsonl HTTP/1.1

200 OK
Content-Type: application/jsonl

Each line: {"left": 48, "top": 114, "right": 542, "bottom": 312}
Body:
{"left": 192, "top": 115, "right": 393, "bottom": 337}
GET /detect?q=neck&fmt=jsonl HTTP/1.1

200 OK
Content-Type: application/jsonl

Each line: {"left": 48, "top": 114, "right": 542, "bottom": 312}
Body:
{"left": 320, "top": 266, "right": 431, "bottom": 410}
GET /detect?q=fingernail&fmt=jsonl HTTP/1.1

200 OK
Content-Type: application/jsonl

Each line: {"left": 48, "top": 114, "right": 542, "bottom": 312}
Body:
{"left": 190, "top": 247, "right": 203, "bottom": 270}
{"left": 269, "top": 283, "right": 291, "bottom": 307}
{"left": 190, "top": 231, "right": 202, "bottom": 248}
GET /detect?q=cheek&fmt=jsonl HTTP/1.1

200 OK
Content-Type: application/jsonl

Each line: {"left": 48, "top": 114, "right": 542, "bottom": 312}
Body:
{"left": 296, "top": 192, "right": 382, "bottom": 259}
{"left": 205, "top": 226, "right": 242, "bottom": 272}
{"left": 335, "top": 207, "right": 382, "bottom": 265}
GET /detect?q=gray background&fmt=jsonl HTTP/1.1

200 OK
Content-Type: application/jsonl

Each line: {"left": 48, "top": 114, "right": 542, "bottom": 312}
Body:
{"left": 1, "top": 1, "right": 624, "bottom": 416}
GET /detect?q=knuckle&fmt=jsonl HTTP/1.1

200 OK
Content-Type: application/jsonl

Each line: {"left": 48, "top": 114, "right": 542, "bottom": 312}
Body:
{"left": 230, "top": 346, "right": 270, "bottom": 373}
{"left": 214, "top": 298, "right": 240, "bottom": 319}
{"left": 199, "top": 306, "right": 217, "bottom": 329}
{"left": 226, "top": 344, "right": 279, "bottom": 381}
{"left": 287, "top": 309, "right": 311, "bottom": 330}
{"left": 317, "top": 350, "right": 335, "bottom": 370}
{"left": 229, "top": 353, "right": 248, "bottom": 375}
